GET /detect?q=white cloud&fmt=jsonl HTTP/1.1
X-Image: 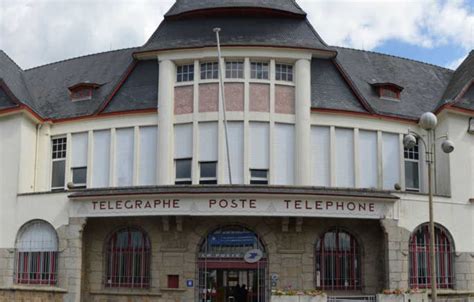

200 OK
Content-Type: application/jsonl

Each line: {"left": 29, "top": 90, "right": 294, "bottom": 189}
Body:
{"left": 0, "top": 0, "right": 472, "bottom": 69}
{"left": 0, "top": 0, "right": 174, "bottom": 69}
{"left": 299, "top": 0, "right": 474, "bottom": 52}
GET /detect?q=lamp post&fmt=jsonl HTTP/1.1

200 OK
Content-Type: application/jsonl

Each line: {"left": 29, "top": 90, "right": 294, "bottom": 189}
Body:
{"left": 403, "top": 112, "right": 455, "bottom": 302}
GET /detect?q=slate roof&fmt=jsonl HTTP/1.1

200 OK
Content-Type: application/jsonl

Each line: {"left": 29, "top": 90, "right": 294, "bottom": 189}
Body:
{"left": 0, "top": 50, "right": 32, "bottom": 110}
{"left": 164, "top": 0, "right": 306, "bottom": 17}
{"left": 23, "top": 48, "right": 135, "bottom": 119}
{"left": 440, "top": 51, "right": 474, "bottom": 111}
{"left": 139, "top": 16, "right": 331, "bottom": 53}
{"left": 332, "top": 47, "right": 454, "bottom": 120}
{"left": 103, "top": 60, "right": 159, "bottom": 113}
{"left": 311, "top": 58, "right": 367, "bottom": 113}
{"left": 0, "top": 0, "right": 472, "bottom": 121}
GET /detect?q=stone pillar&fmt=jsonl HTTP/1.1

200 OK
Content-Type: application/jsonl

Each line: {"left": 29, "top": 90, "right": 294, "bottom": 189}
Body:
{"left": 157, "top": 58, "right": 175, "bottom": 185}
{"left": 57, "top": 217, "right": 87, "bottom": 302}
{"left": 294, "top": 59, "right": 312, "bottom": 186}
{"left": 380, "top": 219, "right": 410, "bottom": 290}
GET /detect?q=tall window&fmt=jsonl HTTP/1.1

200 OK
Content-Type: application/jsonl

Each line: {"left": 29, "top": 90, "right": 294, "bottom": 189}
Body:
{"left": 105, "top": 227, "right": 151, "bottom": 288}
{"left": 405, "top": 141, "right": 420, "bottom": 191}
{"left": 71, "top": 132, "right": 88, "bottom": 188}
{"left": 15, "top": 220, "right": 58, "bottom": 285}
{"left": 226, "top": 61, "right": 244, "bottom": 79}
{"left": 409, "top": 224, "right": 454, "bottom": 289}
{"left": 177, "top": 64, "right": 194, "bottom": 82}
{"left": 174, "top": 123, "right": 193, "bottom": 184}
{"left": 51, "top": 136, "right": 67, "bottom": 190}
{"left": 275, "top": 63, "right": 293, "bottom": 81}
{"left": 200, "top": 62, "right": 219, "bottom": 80}
{"left": 315, "top": 229, "right": 360, "bottom": 290}
{"left": 250, "top": 62, "right": 269, "bottom": 80}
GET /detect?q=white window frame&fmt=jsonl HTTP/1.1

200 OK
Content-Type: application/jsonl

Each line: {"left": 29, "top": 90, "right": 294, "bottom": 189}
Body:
{"left": 200, "top": 62, "right": 219, "bottom": 80}
{"left": 250, "top": 62, "right": 269, "bottom": 80}
{"left": 177, "top": 64, "right": 194, "bottom": 82}
{"left": 51, "top": 136, "right": 67, "bottom": 190}
{"left": 199, "top": 161, "right": 218, "bottom": 185}
{"left": 404, "top": 142, "right": 421, "bottom": 192}
{"left": 275, "top": 63, "right": 294, "bottom": 82}
{"left": 225, "top": 61, "right": 244, "bottom": 79}
{"left": 250, "top": 169, "right": 269, "bottom": 185}
{"left": 175, "top": 158, "right": 192, "bottom": 185}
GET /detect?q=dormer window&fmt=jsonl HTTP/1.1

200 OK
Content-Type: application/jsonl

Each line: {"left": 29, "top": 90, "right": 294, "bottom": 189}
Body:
{"left": 68, "top": 82, "right": 100, "bottom": 101}
{"left": 371, "top": 82, "right": 403, "bottom": 101}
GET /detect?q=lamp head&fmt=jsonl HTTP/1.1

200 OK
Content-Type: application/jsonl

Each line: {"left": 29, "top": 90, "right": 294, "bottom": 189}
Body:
{"left": 403, "top": 134, "right": 417, "bottom": 149}
{"left": 419, "top": 112, "right": 438, "bottom": 130}
{"left": 441, "top": 140, "right": 455, "bottom": 154}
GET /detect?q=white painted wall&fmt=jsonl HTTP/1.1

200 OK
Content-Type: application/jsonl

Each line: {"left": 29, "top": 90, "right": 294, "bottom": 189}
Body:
{"left": 0, "top": 47, "right": 472, "bottom": 257}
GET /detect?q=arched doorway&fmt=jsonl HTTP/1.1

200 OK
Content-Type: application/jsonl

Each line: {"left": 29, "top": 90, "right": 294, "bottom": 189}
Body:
{"left": 198, "top": 226, "right": 267, "bottom": 302}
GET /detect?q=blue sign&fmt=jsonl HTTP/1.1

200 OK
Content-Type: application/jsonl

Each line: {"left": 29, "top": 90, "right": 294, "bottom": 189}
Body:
{"left": 209, "top": 232, "right": 256, "bottom": 246}
{"left": 186, "top": 279, "right": 194, "bottom": 288}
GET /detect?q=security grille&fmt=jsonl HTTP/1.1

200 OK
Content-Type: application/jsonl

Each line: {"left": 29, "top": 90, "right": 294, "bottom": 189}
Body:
{"left": 14, "top": 221, "right": 58, "bottom": 285}
{"left": 315, "top": 229, "right": 361, "bottom": 290}
{"left": 105, "top": 227, "right": 151, "bottom": 288}
{"left": 409, "top": 224, "right": 454, "bottom": 289}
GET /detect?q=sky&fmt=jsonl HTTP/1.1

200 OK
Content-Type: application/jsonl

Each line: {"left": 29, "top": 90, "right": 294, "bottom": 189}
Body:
{"left": 0, "top": 0, "right": 473, "bottom": 70}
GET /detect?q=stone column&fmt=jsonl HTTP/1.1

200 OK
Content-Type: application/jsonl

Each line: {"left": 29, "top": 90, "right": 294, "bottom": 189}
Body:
{"left": 294, "top": 59, "right": 312, "bottom": 186}
{"left": 380, "top": 219, "right": 410, "bottom": 290}
{"left": 57, "top": 217, "right": 87, "bottom": 302}
{"left": 157, "top": 58, "right": 175, "bottom": 185}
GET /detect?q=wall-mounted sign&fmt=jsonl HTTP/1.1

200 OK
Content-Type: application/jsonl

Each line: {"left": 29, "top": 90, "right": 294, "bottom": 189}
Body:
{"left": 186, "top": 279, "right": 194, "bottom": 288}
{"left": 70, "top": 195, "right": 394, "bottom": 219}
{"left": 244, "top": 249, "right": 263, "bottom": 263}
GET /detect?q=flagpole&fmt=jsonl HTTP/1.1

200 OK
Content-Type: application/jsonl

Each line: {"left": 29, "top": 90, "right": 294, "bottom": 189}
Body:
{"left": 214, "top": 27, "right": 233, "bottom": 185}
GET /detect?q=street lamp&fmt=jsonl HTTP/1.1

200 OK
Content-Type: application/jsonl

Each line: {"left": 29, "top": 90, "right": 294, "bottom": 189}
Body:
{"left": 403, "top": 112, "right": 454, "bottom": 302}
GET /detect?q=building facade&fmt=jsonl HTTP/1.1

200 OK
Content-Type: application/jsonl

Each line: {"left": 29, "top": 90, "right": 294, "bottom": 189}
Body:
{"left": 0, "top": 1, "right": 473, "bottom": 301}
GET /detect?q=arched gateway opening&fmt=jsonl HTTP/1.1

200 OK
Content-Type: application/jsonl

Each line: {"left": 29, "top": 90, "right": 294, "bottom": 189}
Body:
{"left": 198, "top": 226, "right": 268, "bottom": 302}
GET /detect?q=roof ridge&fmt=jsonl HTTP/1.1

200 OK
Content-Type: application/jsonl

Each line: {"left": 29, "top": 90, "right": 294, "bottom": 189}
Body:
{"left": 304, "top": 19, "right": 332, "bottom": 49}
{"left": 290, "top": 0, "right": 307, "bottom": 16}
{"left": 24, "top": 47, "right": 137, "bottom": 72}
{"left": 334, "top": 45, "right": 453, "bottom": 72}
{"left": 0, "top": 50, "right": 24, "bottom": 71}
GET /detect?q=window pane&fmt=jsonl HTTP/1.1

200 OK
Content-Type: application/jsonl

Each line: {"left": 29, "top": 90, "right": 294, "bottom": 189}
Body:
{"left": 251, "top": 169, "right": 267, "bottom": 178}
{"left": 176, "top": 159, "right": 192, "bottom": 179}
{"left": 405, "top": 161, "right": 419, "bottom": 190}
{"left": 200, "top": 162, "right": 216, "bottom": 178}
{"left": 52, "top": 160, "right": 65, "bottom": 189}
{"left": 72, "top": 167, "right": 87, "bottom": 185}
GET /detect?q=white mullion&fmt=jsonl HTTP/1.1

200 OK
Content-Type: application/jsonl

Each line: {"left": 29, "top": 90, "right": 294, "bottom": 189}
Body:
{"left": 269, "top": 59, "right": 276, "bottom": 184}
{"left": 86, "top": 130, "right": 93, "bottom": 188}
{"left": 218, "top": 57, "right": 225, "bottom": 184}
{"left": 377, "top": 131, "right": 383, "bottom": 189}
{"left": 133, "top": 126, "right": 140, "bottom": 186}
{"left": 243, "top": 57, "right": 250, "bottom": 184}
{"left": 399, "top": 133, "right": 406, "bottom": 190}
{"left": 353, "top": 128, "right": 360, "bottom": 188}
{"left": 65, "top": 133, "right": 72, "bottom": 186}
{"left": 329, "top": 126, "right": 336, "bottom": 187}
{"left": 110, "top": 128, "right": 116, "bottom": 187}
{"left": 192, "top": 60, "right": 199, "bottom": 184}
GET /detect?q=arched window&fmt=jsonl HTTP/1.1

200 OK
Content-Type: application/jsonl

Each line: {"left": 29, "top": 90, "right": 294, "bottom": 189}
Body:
{"left": 105, "top": 227, "right": 151, "bottom": 288}
{"left": 409, "top": 224, "right": 454, "bottom": 289}
{"left": 315, "top": 229, "right": 360, "bottom": 290}
{"left": 15, "top": 220, "right": 58, "bottom": 285}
